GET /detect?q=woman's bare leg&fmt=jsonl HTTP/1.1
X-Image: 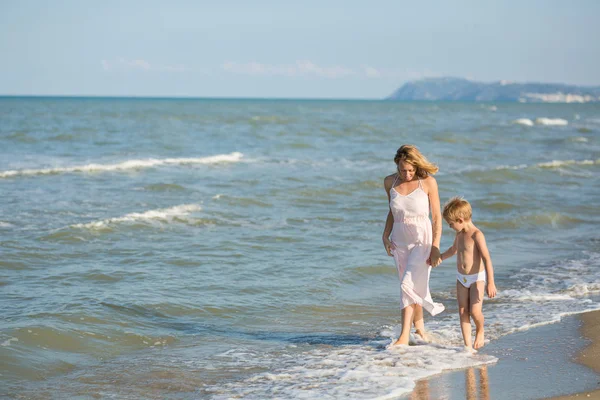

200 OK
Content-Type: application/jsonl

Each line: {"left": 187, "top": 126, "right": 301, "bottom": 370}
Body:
{"left": 413, "top": 305, "right": 430, "bottom": 341}
{"left": 393, "top": 304, "right": 415, "bottom": 345}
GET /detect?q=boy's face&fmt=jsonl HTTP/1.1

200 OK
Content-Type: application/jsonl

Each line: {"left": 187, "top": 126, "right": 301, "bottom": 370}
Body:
{"left": 446, "top": 218, "right": 465, "bottom": 232}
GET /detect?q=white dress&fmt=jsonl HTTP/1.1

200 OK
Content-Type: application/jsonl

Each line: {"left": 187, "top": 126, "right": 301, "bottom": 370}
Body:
{"left": 389, "top": 176, "right": 445, "bottom": 316}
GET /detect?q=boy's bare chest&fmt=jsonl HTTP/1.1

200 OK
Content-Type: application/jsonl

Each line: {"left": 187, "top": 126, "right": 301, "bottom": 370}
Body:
{"left": 457, "top": 234, "right": 475, "bottom": 253}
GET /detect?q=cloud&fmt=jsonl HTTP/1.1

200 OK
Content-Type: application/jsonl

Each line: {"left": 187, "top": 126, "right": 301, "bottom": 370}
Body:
{"left": 221, "top": 61, "right": 441, "bottom": 80}
{"left": 222, "top": 60, "right": 355, "bottom": 78}
{"left": 101, "top": 58, "right": 190, "bottom": 72}
{"left": 360, "top": 66, "right": 443, "bottom": 80}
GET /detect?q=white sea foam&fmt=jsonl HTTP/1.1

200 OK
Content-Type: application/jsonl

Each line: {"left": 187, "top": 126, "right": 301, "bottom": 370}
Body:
{"left": 568, "top": 283, "right": 600, "bottom": 295}
{"left": 511, "top": 117, "right": 569, "bottom": 126}
{"left": 512, "top": 118, "right": 534, "bottom": 126}
{"left": 495, "top": 158, "right": 599, "bottom": 171}
{"left": 587, "top": 118, "right": 600, "bottom": 126}
{"left": 1, "top": 337, "right": 18, "bottom": 347}
{"left": 494, "top": 163, "right": 529, "bottom": 171}
{"left": 535, "top": 117, "right": 568, "bottom": 126}
{"left": 0, "top": 152, "right": 243, "bottom": 178}
{"left": 479, "top": 253, "right": 600, "bottom": 337}
{"left": 570, "top": 137, "right": 588, "bottom": 142}
{"left": 72, "top": 204, "right": 201, "bottom": 229}
{"left": 0, "top": 221, "right": 13, "bottom": 228}
{"left": 499, "top": 290, "right": 574, "bottom": 302}
{"left": 207, "top": 340, "right": 496, "bottom": 399}
{"left": 536, "top": 159, "right": 598, "bottom": 168}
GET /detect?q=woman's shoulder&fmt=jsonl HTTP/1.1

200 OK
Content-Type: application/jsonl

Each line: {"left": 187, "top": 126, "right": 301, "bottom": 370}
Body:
{"left": 383, "top": 173, "right": 397, "bottom": 189}
{"left": 384, "top": 173, "right": 397, "bottom": 183}
{"left": 420, "top": 175, "right": 438, "bottom": 191}
{"left": 422, "top": 174, "right": 437, "bottom": 183}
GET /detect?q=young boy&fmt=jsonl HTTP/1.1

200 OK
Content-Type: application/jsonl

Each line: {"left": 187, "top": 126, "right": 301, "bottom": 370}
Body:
{"left": 440, "top": 197, "right": 497, "bottom": 350}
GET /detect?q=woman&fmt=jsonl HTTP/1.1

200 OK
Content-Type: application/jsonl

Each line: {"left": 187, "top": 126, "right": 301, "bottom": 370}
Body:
{"left": 382, "top": 145, "right": 445, "bottom": 346}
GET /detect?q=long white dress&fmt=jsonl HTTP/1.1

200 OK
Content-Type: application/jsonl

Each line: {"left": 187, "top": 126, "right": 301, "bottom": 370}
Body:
{"left": 389, "top": 177, "right": 445, "bottom": 316}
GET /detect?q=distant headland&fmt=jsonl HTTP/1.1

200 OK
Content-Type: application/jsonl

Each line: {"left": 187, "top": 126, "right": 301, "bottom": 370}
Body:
{"left": 386, "top": 77, "right": 600, "bottom": 103}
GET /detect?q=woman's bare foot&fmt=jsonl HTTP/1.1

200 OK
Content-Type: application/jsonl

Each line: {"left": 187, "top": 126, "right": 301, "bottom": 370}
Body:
{"left": 414, "top": 329, "right": 432, "bottom": 343}
{"left": 464, "top": 345, "right": 476, "bottom": 353}
{"left": 474, "top": 330, "right": 485, "bottom": 349}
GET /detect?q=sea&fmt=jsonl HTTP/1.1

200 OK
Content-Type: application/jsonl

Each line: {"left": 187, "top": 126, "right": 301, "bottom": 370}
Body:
{"left": 1, "top": 97, "right": 599, "bottom": 399}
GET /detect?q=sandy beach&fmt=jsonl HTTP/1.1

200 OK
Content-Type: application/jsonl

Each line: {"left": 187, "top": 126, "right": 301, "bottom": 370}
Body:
{"left": 549, "top": 310, "right": 600, "bottom": 400}
{"left": 407, "top": 310, "right": 600, "bottom": 400}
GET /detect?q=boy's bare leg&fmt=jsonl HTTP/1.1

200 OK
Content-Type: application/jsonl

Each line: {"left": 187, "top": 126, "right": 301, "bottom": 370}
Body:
{"left": 465, "top": 368, "right": 477, "bottom": 400}
{"left": 393, "top": 304, "right": 415, "bottom": 346}
{"left": 479, "top": 366, "right": 490, "bottom": 400}
{"left": 470, "top": 281, "right": 486, "bottom": 349}
{"left": 413, "top": 305, "right": 430, "bottom": 341}
{"left": 457, "top": 281, "right": 472, "bottom": 349}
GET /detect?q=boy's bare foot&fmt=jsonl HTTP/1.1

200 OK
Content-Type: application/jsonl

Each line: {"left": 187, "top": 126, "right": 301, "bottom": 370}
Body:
{"left": 414, "top": 329, "right": 432, "bottom": 343}
{"left": 474, "top": 331, "right": 485, "bottom": 349}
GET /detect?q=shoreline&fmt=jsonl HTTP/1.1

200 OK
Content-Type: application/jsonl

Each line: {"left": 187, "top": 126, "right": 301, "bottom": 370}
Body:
{"left": 548, "top": 310, "right": 600, "bottom": 400}
{"left": 406, "top": 309, "right": 600, "bottom": 400}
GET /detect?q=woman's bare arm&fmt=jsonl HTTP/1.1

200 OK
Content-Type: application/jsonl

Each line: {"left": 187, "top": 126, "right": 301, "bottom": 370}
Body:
{"left": 382, "top": 175, "right": 395, "bottom": 256}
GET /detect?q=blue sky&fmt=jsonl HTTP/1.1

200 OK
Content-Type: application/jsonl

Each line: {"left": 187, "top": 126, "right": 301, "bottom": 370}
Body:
{"left": 1, "top": 0, "right": 599, "bottom": 98}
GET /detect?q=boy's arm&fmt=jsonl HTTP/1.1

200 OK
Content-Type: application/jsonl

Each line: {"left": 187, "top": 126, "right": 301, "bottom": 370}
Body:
{"left": 474, "top": 231, "right": 497, "bottom": 298}
{"left": 440, "top": 236, "right": 457, "bottom": 261}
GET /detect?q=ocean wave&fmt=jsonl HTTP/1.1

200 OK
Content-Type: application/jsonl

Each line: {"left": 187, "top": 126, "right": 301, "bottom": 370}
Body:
{"left": 535, "top": 117, "right": 568, "bottom": 126}
{"left": 495, "top": 158, "right": 599, "bottom": 171}
{"left": 499, "top": 290, "right": 575, "bottom": 301}
{"left": 569, "top": 136, "right": 588, "bottom": 143}
{"left": 142, "top": 183, "right": 187, "bottom": 192}
{"left": 512, "top": 118, "right": 534, "bottom": 126}
{"left": 536, "top": 159, "right": 598, "bottom": 168}
{"left": 71, "top": 204, "right": 201, "bottom": 230}
{"left": 250, "top": 115, "right": 294, "bottom": 124}
{"left": 511, "top": 117, "right": 569, "bottom": 126}
{"left": 484, "top": 253, "right": 600, "bottom": 335}
{"left": 0, "top": 152, "right": 243, "bottom": 179}
{"left": 478, "top": 213, "right": 583, "bottom": 230}
{"left": 2, "top": 325, "right": 176, "bottom": 354}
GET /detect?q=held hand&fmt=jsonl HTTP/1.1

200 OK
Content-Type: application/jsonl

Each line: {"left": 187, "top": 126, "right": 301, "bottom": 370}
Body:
{"left": 487, "top": 282, "right": 497, "bottom": 299}
{"left": 383, "top": 237, "right": 395, "bottom": 256}
{"left": 429, "top": 246, "right": 442, "bottom": 267}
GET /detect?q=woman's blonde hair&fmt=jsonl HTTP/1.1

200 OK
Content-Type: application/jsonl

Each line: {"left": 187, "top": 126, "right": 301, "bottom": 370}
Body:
{"left": 443, "top": 196, "right": 472, "bottom": 222}
{"left": 394, "top": 144, "right": 439, "bottom": 178}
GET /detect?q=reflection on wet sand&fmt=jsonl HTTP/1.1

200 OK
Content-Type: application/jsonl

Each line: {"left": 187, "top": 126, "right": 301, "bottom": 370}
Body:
{"left": 411, "top": 379, "right": 429, "bottom": 400}
{"left": 411, "top": 366, "right": 490, "bottom": 400}
{"left": 466, "top": 366, "right": 490, "bottom": 400}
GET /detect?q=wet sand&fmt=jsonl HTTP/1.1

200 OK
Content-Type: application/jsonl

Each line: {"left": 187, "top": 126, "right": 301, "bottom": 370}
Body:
{"left": 548, "top": 310, "right": 600, "bottom": 400}
{"left": 405, "top": 309, "right": 600, "bottom": 400}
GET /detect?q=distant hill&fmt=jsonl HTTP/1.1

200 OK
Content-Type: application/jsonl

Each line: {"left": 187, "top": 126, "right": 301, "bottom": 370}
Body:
{"left": 386, "top": 77, "right": 600, "bottom": 103}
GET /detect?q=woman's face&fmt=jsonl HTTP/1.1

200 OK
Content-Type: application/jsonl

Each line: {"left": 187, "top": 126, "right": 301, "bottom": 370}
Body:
{"left": 397, "top": 161, "right": 416, "bottom": 181}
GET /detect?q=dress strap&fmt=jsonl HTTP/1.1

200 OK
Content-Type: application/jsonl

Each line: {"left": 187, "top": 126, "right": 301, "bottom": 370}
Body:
{"left": 391, "top": 174, "right": 400, "bottom": 190}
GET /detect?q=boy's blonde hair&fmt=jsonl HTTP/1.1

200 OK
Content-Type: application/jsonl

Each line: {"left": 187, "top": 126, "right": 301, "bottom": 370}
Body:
{"left": 443, "top": 196, "right": 472, "bottom": 222}
{"left": 394, "top": 145, "right": 439, "bottom": 178}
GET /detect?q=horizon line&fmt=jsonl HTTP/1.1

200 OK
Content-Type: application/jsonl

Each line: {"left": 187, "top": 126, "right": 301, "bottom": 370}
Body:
{"left": 0, "top": 94, "right": 387, "bottom": 101}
